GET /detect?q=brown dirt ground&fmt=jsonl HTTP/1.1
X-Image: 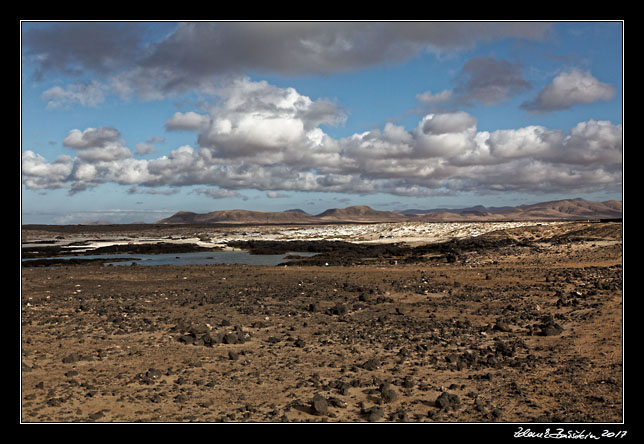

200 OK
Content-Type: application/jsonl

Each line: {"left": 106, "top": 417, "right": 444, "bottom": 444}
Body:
{"left": 20, "top": 222, "right": 623, "bottom": 423}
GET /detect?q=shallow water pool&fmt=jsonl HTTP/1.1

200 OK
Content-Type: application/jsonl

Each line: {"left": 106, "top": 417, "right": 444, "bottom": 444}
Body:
{"left": 23, "top": 250, "right": 318, "bottom": 266}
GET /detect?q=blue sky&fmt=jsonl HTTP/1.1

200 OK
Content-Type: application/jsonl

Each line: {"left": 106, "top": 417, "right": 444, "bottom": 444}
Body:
{"left": 21, "top": 21, "right": 623, "bottom": 224}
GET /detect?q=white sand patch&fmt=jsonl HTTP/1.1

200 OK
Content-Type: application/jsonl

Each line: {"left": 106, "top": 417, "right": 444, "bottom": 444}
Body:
{"left": 197, "top": 221, "right": 565, "bottom": 246}
{"left": 23, "top": 221, "right": 567, "bottom": 253}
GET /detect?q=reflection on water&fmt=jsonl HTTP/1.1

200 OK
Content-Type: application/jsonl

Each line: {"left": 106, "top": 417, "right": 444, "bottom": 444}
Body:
{"left": 23, "top": 250, "right": 318, "bottom": 266}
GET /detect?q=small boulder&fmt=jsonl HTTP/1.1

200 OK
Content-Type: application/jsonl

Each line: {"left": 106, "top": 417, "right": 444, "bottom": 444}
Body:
{"left": 362, "top": 358, "right": 379, "bottom": 371}
{"left": 435, "top": 392, "right": 460, "bottom": 410}
{"left": 328, "top": 304, "right": 348, "bottom": 316}
{"left": 62, "top": 352, "right": 81, "bottom": 364}
{"left": 493, "top": 320, "right": 513, "bottom": 332}
{"left": 179, "top": 333, "right": 196, "bottom": 344}
{"left": 311, "top": 394, "right": 328, "bottom": 416}
{"left": 540, "top": 321, "right": 563, "bottom": 336}
{"left": 380, "top": 385, "right": 399, "bottom": 404}
{"left": 223, "top": 333, "right": 239, "bottom": 344}
{"left": 146, "top": 368, "right": 163, "bottom": 380}
{"left": 189, "top": 323, "right": 210, "bottom": 336}
{"left": 364, "top": 406, "right": 384, "bottom": 422}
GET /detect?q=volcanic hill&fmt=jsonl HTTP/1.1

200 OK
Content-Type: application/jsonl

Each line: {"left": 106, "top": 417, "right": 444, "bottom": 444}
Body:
{"left": 157, "top": 199, "right": 622, "bottom": 224}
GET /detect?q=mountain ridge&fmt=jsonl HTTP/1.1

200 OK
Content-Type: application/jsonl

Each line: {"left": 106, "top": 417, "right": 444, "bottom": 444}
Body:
{"left": 156, "top": 199, "right": 622, "bottom": 224}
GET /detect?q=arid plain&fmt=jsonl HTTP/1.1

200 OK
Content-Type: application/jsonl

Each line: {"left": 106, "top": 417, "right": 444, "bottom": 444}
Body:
{"left": 21, "top": 219, "right": 623, "bottom": 423}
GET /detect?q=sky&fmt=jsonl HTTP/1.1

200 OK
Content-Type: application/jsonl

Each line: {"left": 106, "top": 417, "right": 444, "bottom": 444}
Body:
{"left": 21, "top": 21, "right": 623, "bottom": 224}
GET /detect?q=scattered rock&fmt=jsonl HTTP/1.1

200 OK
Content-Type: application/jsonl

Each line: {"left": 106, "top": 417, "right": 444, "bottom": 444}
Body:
{"left": 176, "top": 320, "right": 251, "bottom": 347}
{"left": 146, "top": 368, "right": 162, "bottom": 380}
{"left": 203, "top": 333, "right": 222, "bottom": 346}
{"left": 362, "top": 358, "right": 379, "bottom": 371}
{"left": 88, "top": 411, "right": 105, "bottom": 420}
{"left": 20, "top": 221, "right": 623, "bottom": 423}
{"left": 540, "top": 321, "right": 563, "bottom": 336}
{"left": 332, "top": 380, "right": 351, "bottom": 395}
{"left": 390, "top": 409, "right": 409, "bottom": 422}
{"left": 362, "top": 406, "right": 384, "bottom": 422}
{"left": 46, "top": 397, "right": 63, "bottom": 407}
{"left": 493, "top": 320, "right": 513, "bottom": 332}
{"left": 328, "top": 304, "right": 348, "bottom": 316}
{"left": 179, "top": 333, "right": 196, "bottom": 344}
{"left": 380, "top": 382, "right": 399, "bottom": 404}
{"left": 435, "top": 392, "right": 460, "bottom": 410}
{"left": 328, "top": 397, "right": 347, "bottom": 408}
{"left": 62, "top": 352, "right": 82, "bottom": 364}
{"left": 494, "top": 340, "right": 515, "bottom": 357}
{"left": 189, "top": 323, "right": 210, "bottom": 335}
{"left": 223, "top": 333, "right": 239, "bottom": 344}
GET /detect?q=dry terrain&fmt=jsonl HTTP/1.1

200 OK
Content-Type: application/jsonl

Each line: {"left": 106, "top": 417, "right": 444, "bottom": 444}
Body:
{"left": 21, "top": 221, "right": 623, "bottom": 424}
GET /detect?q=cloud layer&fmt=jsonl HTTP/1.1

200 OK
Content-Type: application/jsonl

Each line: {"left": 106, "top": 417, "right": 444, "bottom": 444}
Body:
{"left": 23, "top": 22, "right": 552, "bottom": 99}
{"left": 21, "top": 23, "right": 621, "bottom": 203}
{"left": 22, "top": 78, "right": 622, "bottom": 197}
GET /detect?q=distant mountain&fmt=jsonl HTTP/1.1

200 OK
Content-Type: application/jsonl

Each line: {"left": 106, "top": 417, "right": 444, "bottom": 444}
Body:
{"left": 504, "top": 198, "right": 623, "bottom": 220}
{"left": 315, "top": 205, "right": 407, "bottom": 222}
{"left": 158, "top": 209, "right": 318, "bottom": 224}
{"left": 414, "top": 199, "right": 622, "bottom": 222}
{"left": 398, "top": 204, "right": 512, "bottom": 216}
{"left": 157, "top": 199, "right": 622, "bottom": 224}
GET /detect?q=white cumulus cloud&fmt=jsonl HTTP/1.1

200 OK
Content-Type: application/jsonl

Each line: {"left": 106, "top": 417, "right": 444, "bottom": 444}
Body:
{"left": 165, "top": 111, "right": 211, "bottom": 131}
{"left": 23, "top": 79, "right": 622, "bottom": 198}
{"left": 521, "top": 69, "right": 616, "bottom": 112}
